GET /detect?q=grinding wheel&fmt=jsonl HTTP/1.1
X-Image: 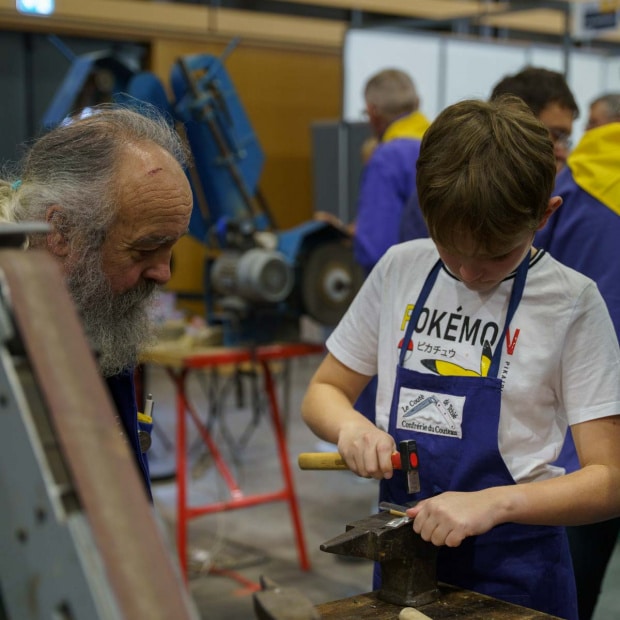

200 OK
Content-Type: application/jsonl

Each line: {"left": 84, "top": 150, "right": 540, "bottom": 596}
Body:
{"left": 301, "top": 241, "right": 364, "bottom": 326}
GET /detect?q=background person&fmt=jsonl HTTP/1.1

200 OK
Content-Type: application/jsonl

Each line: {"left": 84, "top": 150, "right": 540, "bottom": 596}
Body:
{"left": 0, "top": 105, "right": 193, "bottom": 497}
{"left": 316, "top": 68, "right": 429, "bottom": 272}
{"left": 352, "top": 69, "right": 431, "bottom": 425}
{"left": 353, "top": 68, "right": 429, "bottom": 274}
{"left": 535, "top": 94, "right": 620, "bottom": 620}
{"left": 301, "top": 96, "right": 620, "bottom": 620}
{"left": 490, "top": 66, "right": 579, "bottom": 174}
{"left": 586, "top": 92, "right": 620, "bottom": 130}
{"left": 316, "top": 68, "right": 431, "bottom": 428}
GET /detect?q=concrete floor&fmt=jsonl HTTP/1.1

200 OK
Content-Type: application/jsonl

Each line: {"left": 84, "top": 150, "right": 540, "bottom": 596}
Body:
{"left": 145, "top": 355, "right": 620, "bottom": 620}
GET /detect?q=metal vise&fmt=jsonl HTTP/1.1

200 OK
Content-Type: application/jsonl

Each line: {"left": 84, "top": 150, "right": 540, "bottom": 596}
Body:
{"left": 320, "top": 511, "right": 439, "bottom": 607}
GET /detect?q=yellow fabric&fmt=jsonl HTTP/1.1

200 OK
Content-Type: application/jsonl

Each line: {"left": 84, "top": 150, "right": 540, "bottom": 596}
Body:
{"left": 382, "top": 110, "right": 431, "bottom": 142}
{"left": 567, "top": 122, "right": 620, "bottom": 216}
{"left": 137, "top": 411, "right": 152, "bottom": 424}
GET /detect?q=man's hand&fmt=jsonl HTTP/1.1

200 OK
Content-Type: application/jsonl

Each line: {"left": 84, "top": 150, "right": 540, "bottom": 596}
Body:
{"left": 406, "top": 490, "right": 500, "bottom": 547}
{"left": 314, "top": 211, "right": 356, "bottom": 236}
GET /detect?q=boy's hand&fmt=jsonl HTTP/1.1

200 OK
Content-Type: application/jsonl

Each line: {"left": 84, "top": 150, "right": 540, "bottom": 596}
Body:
{"left": 406, "top": 490, "right": 499, "bottom": 547}
{"left": 337, "top": 422, "right": 396, "bottom": 480}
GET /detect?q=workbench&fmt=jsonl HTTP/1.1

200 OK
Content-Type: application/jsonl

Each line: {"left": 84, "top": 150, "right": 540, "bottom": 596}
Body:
{"left": 315, "top": 587, "right": 562, "bottom": 619}
{"left": 140, "top": 340, "right": 325, "bottom": 579}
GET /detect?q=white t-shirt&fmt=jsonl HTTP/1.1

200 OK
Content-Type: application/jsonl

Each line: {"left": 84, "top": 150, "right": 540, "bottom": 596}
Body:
{"left": 327, "top": 238, "right": 620, "bottom": 483}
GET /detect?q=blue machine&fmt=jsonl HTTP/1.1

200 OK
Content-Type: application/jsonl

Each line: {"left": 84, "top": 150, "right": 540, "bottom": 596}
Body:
{"left": 44, "top": 45, "right": 363, "bottom": 345}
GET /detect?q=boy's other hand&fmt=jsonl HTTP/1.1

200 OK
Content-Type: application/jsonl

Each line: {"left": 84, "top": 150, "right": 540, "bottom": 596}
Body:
{"left": 407, "top": 489, "right": 500, "bottom": 547}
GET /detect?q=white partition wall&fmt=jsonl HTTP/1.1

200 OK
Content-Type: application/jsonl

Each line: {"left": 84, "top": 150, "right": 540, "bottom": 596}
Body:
{"left": 606, "top": 57, "right": 620, "bottom": 90}
{"left": 443, "top": 38, "right": 527, "bottom": 106}
{"left": 343, "top": 29, "right": 443, "bottom": 123}
{"left": 343, "top": 27, "right": 618, "bottom": 147}
{"left": 569, "top": 51, "right": 609, "bottom": 139}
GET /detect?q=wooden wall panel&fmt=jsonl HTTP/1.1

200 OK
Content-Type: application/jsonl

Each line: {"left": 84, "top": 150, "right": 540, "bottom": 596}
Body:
{"left": 151, "top": 39, "right": 342, "bottom": 229}
{"left": 150, "top": 39, "right": 342, "bottom": 305}
{"left": 151, "top": 41, "right": 342, "bottom": 228}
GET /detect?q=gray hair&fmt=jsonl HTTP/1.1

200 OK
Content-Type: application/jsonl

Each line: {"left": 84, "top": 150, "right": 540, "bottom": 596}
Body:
{"left": 2, "top": 104, "right": 190, "bottom": 251}
{"left": 591, "top": 93, "right": 620, "bottom": 122}
{"left": 364, "top": 68, "right": 420, "bottom": 122}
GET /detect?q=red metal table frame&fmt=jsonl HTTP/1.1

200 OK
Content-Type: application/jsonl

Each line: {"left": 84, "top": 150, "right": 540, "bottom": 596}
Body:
{"left": 144, "top": 342, "right": 324, "bottom": 579}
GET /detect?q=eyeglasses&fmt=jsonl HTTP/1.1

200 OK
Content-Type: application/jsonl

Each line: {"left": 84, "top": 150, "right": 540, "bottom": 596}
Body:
{"left": 549, "top": 129, "right": 572, "bottom": 150}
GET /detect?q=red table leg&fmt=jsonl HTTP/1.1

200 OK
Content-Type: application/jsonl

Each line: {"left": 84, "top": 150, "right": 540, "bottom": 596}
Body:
{"left": 161, "top": 345, "right": 322, "bottom": 580}
{"left": 173, "top": 368, "right": 189, "bottom": 580}
{"left": 259, "top": 358, "right": 310, "bottom": 571}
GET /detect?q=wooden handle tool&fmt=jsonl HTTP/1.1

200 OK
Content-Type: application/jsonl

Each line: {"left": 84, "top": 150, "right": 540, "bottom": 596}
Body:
{"left": 298, "top": 451, "right": 404, "bottom": 470}
{"left": 399, "top": 607, "right": 433, "bottom": 620}
{"left": 298, "top": 439, "right": 420, "bottom": 493}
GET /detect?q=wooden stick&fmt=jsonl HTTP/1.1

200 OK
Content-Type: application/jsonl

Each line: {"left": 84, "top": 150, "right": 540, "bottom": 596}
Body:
{"left": 399, "top": 607, "right": 433, "bottom": 620}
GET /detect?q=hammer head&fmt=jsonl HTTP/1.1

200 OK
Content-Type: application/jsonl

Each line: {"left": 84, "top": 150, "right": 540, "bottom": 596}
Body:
{"left": 398, "top": 439, "right": 420, "bottom": 494}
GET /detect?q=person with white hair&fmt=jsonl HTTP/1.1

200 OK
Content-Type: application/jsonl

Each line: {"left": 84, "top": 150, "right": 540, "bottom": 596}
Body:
{"left": 586, "top": 92, "right": 620, "bottom": 130}
{"left": 0, "top": 104, "right": 193, "bottom": 497}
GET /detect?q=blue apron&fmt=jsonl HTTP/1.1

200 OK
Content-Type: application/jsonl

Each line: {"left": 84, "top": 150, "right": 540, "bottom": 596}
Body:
{"left": 377, "top": 257, "right": 577, "bottom": 619}
{"left": 106, "top": 369, "right": 153, "bottom": 500}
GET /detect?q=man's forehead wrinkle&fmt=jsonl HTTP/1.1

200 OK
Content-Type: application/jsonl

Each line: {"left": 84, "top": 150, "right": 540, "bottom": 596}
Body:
{"left": 147, "top": 167, "right": 163, "bottom": 176}
{"left": 123, "top": 179, "right": 188, "bottom": 210}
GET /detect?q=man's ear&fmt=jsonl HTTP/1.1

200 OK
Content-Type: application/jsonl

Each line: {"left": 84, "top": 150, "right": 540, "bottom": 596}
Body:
{"left": 537, "top": 196, "right": 563, "bottom": 231}
{"left": 45, "top": 205, "right": 70, "bottom": 257}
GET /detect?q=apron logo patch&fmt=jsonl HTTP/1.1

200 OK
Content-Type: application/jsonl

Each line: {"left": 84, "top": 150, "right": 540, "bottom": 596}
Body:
{"left": 397, "top": 388, "right": 464, "bottom": 438}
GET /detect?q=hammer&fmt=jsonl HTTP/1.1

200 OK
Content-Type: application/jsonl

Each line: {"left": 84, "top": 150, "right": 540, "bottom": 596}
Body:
{"left": 298, "top": 439, "right": 420, "bottom": 494}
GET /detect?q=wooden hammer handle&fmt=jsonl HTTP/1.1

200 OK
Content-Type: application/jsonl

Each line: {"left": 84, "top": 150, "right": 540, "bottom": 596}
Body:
{"left": 298, "top": 452, "right": 347, "bottom": 470}
{"left": 298, "top": 452, "right": 402, "bottom": 470}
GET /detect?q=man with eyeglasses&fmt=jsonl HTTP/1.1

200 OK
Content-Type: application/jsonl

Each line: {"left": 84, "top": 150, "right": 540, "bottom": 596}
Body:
{"left": 489, "top": 70, "right": 620, "bottom": 620}
{"left": 489, "top": 66, "right": 579, "bottom": 174}
{"left": 534, "top": 94, "right": 620, "bottom": 619}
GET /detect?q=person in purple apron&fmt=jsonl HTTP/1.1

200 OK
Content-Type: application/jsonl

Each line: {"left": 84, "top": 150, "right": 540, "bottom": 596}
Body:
{"left": 301, "top": 96, "right": 620, "bottom": 620}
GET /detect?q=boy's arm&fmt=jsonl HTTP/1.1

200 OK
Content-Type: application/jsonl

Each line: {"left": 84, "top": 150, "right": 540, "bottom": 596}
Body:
{"left": 406, "top": 414, "right": 620, "bottom": 547}
{"left": 301, "top": 352, "right": 397, "bottom": 479}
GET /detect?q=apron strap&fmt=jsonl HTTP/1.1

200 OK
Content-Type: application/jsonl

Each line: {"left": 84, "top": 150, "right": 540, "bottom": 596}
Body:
{"left": 487, "top": 252, "right": 529, "bottom": 378}
{"left": 399, "top": 259, "right": 442, "bottom": 366}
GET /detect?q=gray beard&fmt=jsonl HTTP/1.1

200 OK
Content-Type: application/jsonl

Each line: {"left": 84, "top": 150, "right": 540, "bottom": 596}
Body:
{"left": 66, "top": 252, "right": 157, "bottom": 378}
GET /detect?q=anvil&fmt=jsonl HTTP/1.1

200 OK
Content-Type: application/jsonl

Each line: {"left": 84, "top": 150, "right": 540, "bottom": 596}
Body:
{"left": 320, "top": 510, "right": 439, "bottom": 607}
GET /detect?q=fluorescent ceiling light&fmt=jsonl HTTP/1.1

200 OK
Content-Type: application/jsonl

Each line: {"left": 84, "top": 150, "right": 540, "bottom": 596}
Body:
{"left": 16, "top": 0, "right": 55, "bottom": 15}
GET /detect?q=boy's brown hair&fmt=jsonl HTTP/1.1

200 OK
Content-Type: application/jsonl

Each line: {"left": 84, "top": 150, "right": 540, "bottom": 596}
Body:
{"left": 416, "top": 96, "right": 555, "bottom": 255}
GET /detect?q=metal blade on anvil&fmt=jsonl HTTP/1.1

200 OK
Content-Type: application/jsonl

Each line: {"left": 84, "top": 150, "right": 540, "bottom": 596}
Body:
{"left": 379, "top": 501, "right": 418, "bottom": 517}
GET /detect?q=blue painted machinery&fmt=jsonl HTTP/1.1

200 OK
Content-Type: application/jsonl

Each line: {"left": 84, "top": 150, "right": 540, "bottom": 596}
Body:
{"left": 43, "top": 44, "right": 363, "bottom": 345}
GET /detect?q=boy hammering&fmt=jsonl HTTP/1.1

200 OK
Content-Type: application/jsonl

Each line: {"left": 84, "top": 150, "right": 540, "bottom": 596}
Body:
{"left": 301, "top": 96, "right": 620, "bottom": 619}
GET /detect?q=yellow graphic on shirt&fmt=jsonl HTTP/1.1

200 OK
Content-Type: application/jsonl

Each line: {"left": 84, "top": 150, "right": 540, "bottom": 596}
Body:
{"left": 421, "top": 340, "right": 493, "bottom": 378}
{"left": 401, "top": 304, "right": 415, "bottom": 331}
